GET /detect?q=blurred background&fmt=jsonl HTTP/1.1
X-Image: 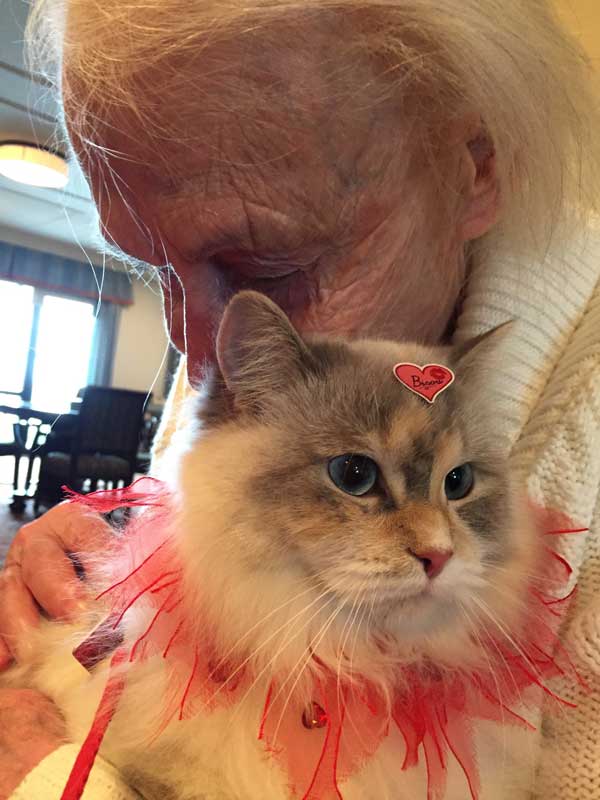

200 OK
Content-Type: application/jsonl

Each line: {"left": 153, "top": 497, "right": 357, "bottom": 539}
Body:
{"left": 0, "top": 0, "right": 177, "bottom": 533}
{"left": 0, "top": 0, "right": 597, "bottom": 531}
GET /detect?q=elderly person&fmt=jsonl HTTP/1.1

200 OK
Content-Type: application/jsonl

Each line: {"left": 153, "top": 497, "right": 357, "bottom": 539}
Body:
{"left": 1, "top": 0, "right": 600, "bottom": 798}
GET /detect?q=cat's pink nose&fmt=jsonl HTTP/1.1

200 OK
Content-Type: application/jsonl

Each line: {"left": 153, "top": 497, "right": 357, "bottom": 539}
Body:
{"left": 412, "top": 548, "right": 453, "bottom": 580}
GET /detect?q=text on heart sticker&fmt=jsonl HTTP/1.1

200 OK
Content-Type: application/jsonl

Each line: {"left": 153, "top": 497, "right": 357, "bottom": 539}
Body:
{"left": 393, "top": 363, "right": 455, "bottom": 404}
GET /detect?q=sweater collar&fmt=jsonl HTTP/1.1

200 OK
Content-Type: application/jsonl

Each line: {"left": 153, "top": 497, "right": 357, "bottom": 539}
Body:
{"left": 455, "top": 228, "right": 600, "bottom": 451}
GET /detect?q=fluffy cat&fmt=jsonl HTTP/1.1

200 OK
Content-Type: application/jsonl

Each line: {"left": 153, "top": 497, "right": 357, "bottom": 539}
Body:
{"left": 5, "top": 291, "right": 546, "bottom": 800}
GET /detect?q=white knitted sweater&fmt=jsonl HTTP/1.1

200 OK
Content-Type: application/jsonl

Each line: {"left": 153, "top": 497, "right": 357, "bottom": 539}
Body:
{"left": 12, "top": 229, "right": 600, "bottom": 799}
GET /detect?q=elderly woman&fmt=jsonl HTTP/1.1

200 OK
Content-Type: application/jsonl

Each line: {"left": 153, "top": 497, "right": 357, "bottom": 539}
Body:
{"left": 1, "top": 0, "right": 600, "bottom": 797}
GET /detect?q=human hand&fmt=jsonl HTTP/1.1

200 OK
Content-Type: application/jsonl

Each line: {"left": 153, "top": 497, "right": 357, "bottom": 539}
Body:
{"left": 0, "top": 502, "right": 112, "bottom": 668}
{"left": 0, "top": 688, "right": 66, "bottom": 799}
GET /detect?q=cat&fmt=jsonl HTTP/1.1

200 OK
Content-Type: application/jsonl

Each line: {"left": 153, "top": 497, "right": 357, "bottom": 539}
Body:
{"left": 5, "top": 290, "right": 548, "bottom": 800}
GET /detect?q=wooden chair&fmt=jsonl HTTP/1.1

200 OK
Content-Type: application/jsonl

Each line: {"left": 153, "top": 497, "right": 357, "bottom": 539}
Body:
{"left": 0, "top": 418, "right": 46, "bottom": 513}
{"left": 34, "top": 387, "right": 149, "bottom": 514}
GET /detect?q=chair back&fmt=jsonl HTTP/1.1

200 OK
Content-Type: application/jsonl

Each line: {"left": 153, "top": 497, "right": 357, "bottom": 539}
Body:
{"left": 74, "top": 386, "right": 149, "bottom": 461}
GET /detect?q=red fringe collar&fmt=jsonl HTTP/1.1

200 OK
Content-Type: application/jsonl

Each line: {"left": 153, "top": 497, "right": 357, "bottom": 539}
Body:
{"left": 61, "top": 479, "right": 585, "bottom": 800}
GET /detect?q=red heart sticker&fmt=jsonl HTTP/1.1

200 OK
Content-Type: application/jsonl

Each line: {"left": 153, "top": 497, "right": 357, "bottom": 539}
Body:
{"left": 393, "top": 363, "right": 455, "bottom": 404}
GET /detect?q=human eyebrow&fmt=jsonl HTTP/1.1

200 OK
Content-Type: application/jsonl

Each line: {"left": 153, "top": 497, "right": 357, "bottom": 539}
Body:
{"left": 157, "top": 189, "right": 335, "bottom": 266}
{"left": 172, "top": 212, "right": 330, "bottom": 267}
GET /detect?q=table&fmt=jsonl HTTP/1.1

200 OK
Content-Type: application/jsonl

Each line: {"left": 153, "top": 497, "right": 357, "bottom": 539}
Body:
{"left": 0, "top": 403, "right": 78, "bottom": 512}
{"left": 0, "top": 402, "right": 74, "bottom": 426}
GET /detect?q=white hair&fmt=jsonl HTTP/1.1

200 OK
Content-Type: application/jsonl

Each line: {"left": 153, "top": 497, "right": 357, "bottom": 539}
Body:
{"left": 28, "top": 0, "right": 600, "bottom": 256}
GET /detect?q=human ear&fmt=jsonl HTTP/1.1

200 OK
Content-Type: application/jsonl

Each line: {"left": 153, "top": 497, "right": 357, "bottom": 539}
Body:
{"left": 454, "top": 117, "right": 500, "bottom": 241}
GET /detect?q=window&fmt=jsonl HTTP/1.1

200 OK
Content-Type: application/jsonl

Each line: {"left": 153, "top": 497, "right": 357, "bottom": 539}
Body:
{"left": 0, "top": 280, "right": 97, "bottom": 413}
{"left": 0, "top": 281, "right": 34, "bottom": 395}
{"left": 31, "top": 295, "right": 96, "bottom": 412}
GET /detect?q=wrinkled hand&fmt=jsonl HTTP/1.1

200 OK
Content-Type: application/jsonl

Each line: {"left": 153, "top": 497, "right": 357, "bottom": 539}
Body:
{"left": 0, "top": 688, "right": 66, "bottom": 799}
{"left": 0, "top": 502, "right": 112, "bottom": 668}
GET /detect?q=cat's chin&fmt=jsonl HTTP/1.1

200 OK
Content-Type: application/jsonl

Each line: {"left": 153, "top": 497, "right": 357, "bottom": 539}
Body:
{"left": 327, "top": 582, "right": 469, "bottom": 646}
{"left": 385, "top": 592, "right": 464, "bottom": 638}
{"left": 326, "top": 558, "right": 485, "bottom": 634}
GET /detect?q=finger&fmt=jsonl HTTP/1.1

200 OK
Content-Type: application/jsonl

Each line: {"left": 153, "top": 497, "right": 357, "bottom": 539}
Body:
{"left": 19, "top": 537, "right": 89, "bottom": 621}
{"left": 0, "top": 568, "right": 41, "bottom": 662}
{"left": 18, "top": 502, "right": 112, "bottom": 555}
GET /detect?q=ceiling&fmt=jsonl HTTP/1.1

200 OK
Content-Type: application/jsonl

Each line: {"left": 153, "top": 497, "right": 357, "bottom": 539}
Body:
{"left": 0, "top": 0, "right": 99, "bottom": 262}
{"left": 0, "top": 0, "right": 599, "bottom": 263}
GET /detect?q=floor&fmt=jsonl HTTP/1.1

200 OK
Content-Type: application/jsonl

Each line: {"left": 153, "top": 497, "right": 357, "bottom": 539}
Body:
{"left": 0, "top": 455, "right": 35, "bottom": 564}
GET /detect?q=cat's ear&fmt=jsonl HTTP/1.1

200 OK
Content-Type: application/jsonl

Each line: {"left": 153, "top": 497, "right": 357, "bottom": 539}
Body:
{"left": 452, "top": 320, "right": 513, "bottom": 376}
{"left": 216, "top": 291, "right": 314, "bottom": 412}
{"left": 451, "top": 321, "right": 514, "bottom": 445}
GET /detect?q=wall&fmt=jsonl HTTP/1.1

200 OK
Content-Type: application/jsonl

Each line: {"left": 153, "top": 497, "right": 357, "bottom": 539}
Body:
{"left": 0, "top": 224, "right": 105, "bottom": 265}
{"left": 111, "top": 277, "right": 170, "bottom": 403}
{"left": 556, "top": 0, "right": 600, "bottom": 65}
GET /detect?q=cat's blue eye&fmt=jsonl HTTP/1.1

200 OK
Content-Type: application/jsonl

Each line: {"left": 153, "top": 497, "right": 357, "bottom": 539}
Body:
{"left": 328, "top": 454, "right": 379, "bottom": 496}
{"left": 444, "top": 463, "right": 474, "bottom": 501}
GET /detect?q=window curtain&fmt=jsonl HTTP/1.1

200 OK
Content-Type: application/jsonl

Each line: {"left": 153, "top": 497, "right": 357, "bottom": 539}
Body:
{"left": 0, "top": 242, "right": 133, "bottom": 306}
{"left": 88, "top": 302, "right": 121, "bottom": 386}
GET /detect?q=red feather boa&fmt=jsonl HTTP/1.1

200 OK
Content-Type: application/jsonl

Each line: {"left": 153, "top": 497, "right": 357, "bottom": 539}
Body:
{"left": 60, "top": 478, "right": 585, "bottom": 800}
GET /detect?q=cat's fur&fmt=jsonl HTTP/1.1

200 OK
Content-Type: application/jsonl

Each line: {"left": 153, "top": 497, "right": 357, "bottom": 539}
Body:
{"left": 5, "top": 292, "right": 540, "bottom": 799}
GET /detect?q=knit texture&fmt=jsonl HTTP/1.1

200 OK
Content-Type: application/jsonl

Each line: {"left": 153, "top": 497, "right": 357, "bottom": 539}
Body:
{"left": 10, "top": 744, "right": 141, "bottom": 800}
{"left": 457, "top": 228, "right": 600, "bottom": 799}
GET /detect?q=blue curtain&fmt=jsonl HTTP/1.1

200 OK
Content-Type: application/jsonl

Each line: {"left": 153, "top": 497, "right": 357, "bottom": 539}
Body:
{"left": 88, "top": 302, "right": 121, "bottom": 386}
{"left": 0, "top": 242, "right": 133, "bottom": 306}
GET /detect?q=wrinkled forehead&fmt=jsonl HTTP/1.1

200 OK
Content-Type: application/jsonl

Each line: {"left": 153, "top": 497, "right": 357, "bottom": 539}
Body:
{"left": 65, "top": 9, "right": 411, "bottom": 170}
{"left": 62, "top": 9, "right": 422, "bottom": 272}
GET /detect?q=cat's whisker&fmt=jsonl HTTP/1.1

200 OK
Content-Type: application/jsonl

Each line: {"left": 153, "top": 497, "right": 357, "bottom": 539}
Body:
{"left": 466, "top": 594, "right": 563, "bottom": 775}
{"left": 335, "top": 581, "right": 378, "bottom": 753}
{"left": 221, "top": 587, "right": 345, "bottom": 739}
{"left": 483, "top": 561, "right": 569, "bottom": 588}
{"left": 477, "top": 576, "right": 570, "bottom": 637}
{"left": 335, "top": 576, "right": 369, "bottom": 712}
{"left": 267, "top": 593, "right": 350, "bottom": 748}
{"left": 469, "top": 599, "right": 531, "bottom": 726}
{"left": 459, "top": 599, "right": 509, "bottom": 773}
{"left": 207, "top": 575, "right": 346, "bottom": 707}
{"left": 334, "top": 580, "right": 368, "bottom": 699}
{"left": 342, "top": 582, "right": 379, "bottom": 754}
{"left": 473, "top": 586, "right": 577, "bottom": 724}
{"left": 470, "top": 595, "right": 550, "bottom": 687}
{"left": 222, "top": 573, "right": 351, "bottom": 715}
{"left": 200, "top": 575, "right": 323, "bottom": 692}
{"left": 349, "top": 581, "right": 373, "bottom": 676}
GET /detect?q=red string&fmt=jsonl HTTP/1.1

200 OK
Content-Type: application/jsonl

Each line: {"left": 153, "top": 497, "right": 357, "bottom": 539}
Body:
{"left": 301, "top": 681, "right": 333, "bottom": 800}
{"left": 258, "top": 682, "right": 274, "bottom": 741}
{"left": 179, "top": 648, "right": 200, "bottom": 720}
{"left": 332, "top": 700, "right": 346, "bottom": 800}
{"left": 151, "top": 576, "right": 182, "bottom": 594}
{"left": 545, "top": 527, "right": 588, "bottom": 535}
{"left": 129, "top": 589, "right": 177, "bottom": 661}
{"left": 546, "top": 547, "right": 574, "bottom": 578}
{"left": 108, "top": 571, "right": 178, "bottom": 630}
{"left": 162, "top": 619, "right": 184, "bottom": 659}
{"left": 95, "top": 541, "right": 170, "bottom": 600}
{"left": 512, "top": 660, "right": 577, "bottom": 708}
{"left": 60, "top": 649, "right": 127, "bottom": 800}
{"left": 438, "top": 710, "right": 479, "bottom": 800}
{"left": 63, "top": 484, "right": 586, "bottom": 800}
{"left": 469, "top": 675, "right": 535, "bottom": 730}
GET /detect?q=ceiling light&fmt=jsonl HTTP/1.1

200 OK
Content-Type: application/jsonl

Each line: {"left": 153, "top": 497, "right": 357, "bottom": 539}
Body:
{"left": 0, "top": 142, "right": 69, "bottom": 189}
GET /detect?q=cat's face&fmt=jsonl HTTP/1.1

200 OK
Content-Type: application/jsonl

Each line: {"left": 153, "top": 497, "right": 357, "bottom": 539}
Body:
{"left": 238, "top": 349, "right": 512, "bottom": 637}
{"left": 180, "top": 292, "right": 531, "bottom": 667}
